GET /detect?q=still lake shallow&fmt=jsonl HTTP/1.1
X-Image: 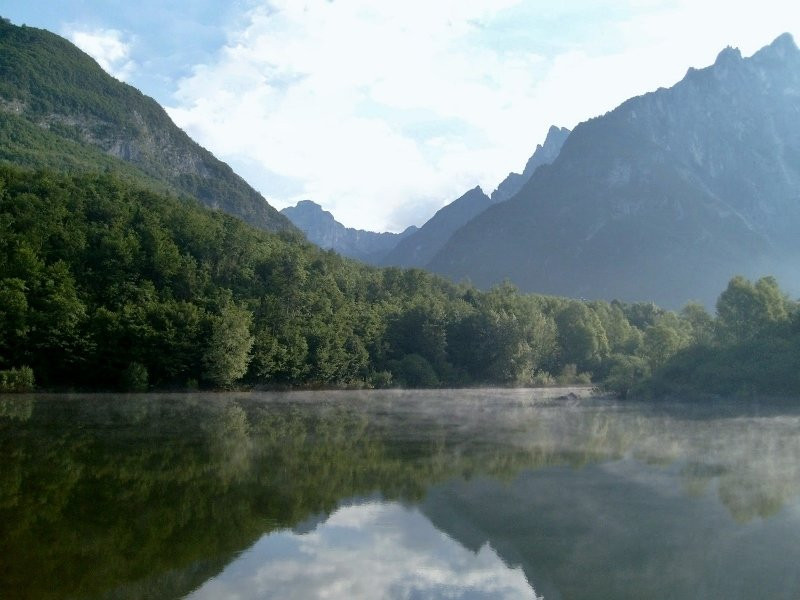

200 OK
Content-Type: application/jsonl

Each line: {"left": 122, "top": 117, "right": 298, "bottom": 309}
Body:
{"left": 2, "top": 389, "right": 800, "bottom": 599}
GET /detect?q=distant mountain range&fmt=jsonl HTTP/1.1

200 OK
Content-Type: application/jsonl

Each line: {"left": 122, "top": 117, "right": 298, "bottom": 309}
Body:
{"left": 0, "top": 18, "right": 293, "bottom": 233}
{"left": 380, "top": 186, "right": 491, "bottom": 267}
{"left": 5, "top": 16, "right": 798, "bottom": 309}
{"left": 428, "top": 34, "right": 800, "bottom": 307}
{"left": 280, "top": 200, "right": 417, "bottom": 264}
{"left": 283, "top": 125, "right": 570, "bottom": 267}
{"left": 290, "top": 35, "right": 800, "bottom": 308}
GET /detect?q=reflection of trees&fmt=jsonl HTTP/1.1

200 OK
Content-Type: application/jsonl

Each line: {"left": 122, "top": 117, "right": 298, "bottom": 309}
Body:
{"left": 1, "top": 394, "right": 480, "bottom": 599}
{"left": 0, "top": 395, "right": 33, "bottom": 421}
{"left": 1, "top": 393, "right": 799, "bottom": 598}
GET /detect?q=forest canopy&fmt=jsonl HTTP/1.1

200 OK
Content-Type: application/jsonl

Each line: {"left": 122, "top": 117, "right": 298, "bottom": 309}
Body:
{"left": 0, "top": 166, "right": 797, "bottom": 395}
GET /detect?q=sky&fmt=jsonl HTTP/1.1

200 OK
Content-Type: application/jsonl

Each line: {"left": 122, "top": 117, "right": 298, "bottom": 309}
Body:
{"left": 3, "top": 1, "right": 800, "bottom": 231}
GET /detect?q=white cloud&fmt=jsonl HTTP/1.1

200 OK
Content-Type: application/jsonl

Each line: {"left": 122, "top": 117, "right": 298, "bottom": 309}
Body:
{"left": 166, "top": 0, "right": 800, "bottom": 231}
{"left": 187, "top": 501, "right": 541, "bottom": 599}
{"left": 166, "top": 0, "right": 545, "bottom": 231}
{"left": 65, "top": 27, "right": 136, "bottom": 81}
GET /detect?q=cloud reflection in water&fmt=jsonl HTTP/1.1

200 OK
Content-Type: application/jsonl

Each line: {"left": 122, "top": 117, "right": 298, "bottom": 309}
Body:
{"left": 187, "top": 501, "right": 541, "bottom": 600}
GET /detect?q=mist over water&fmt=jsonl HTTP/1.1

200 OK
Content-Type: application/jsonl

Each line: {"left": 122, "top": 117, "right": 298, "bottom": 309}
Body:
{"left": 1, "top": 390, "right": 799, "bottom": 599}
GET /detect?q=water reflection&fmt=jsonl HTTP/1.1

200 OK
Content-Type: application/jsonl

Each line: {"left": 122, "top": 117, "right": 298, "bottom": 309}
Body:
{"left": 1, "top": 390, "right": 799, "bottom": 599}
{"left": 188, "top": 502, "right": 539, "bottom": 600}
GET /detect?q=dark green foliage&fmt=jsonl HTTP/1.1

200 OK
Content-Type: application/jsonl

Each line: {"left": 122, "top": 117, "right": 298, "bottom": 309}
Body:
{"left": 203, "top": 296, "right": 255, "bottom": 389}
{"left": 642, "top": 276, "right": 800, "bottom": 397}
{"left": 555, "top": 302, "right": 609, "bottom": 372}
{"left": 121, "top": 362, "right": 148, "bottom": 392}
{"left": 0, "top": 166, "right": 660, "bottom": 391}
{"left": 0, "top": 365, "right": 34, "bottom": 392}
{"left": 604, "top": 355, "right": 651, "bottom": 398}
{"left": 3, "top": 165, "right": 793, "bottom": 395}
{"left": 715, "top": 276, "right": 791, "bottom": 344}
{"left": 388, "top": 354, "right": 440, "bottom": 387}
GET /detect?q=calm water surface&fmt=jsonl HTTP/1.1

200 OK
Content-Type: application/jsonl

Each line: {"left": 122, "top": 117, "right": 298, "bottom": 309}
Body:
{"left": 2, "top": 389, "right": 800, "bottom": 599}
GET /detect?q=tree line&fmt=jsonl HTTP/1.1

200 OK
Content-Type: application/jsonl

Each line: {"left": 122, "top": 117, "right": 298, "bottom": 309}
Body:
{"left": 0, "top": 165, "right": 797, "bottom": 394}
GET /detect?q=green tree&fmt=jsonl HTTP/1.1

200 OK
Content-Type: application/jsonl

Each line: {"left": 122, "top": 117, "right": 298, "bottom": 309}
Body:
{"left": 680, "top": 301, "right": 715, "bottom": 346}
{"left": 388, "top": 354, "right": 440, "bottom": 387}
{"left": 121, "top": 362, "right": 149, "bottom": 392}
{"left": 0, "top": 278, "right": 28, "bottom": 368}
{"left": 555, "top": 302, "right": 609, "bottom": 372}
{"left": 641, "top": 323, "right": 683, "bottom": 370}
{"left": 202, "top": 296, "right": 254, "bottom": 389}
{"left": 716, "top": 276, "right": 790, "bottom": 343}
{"left": 604, "top": 355, "right": 650, "bottom": 398}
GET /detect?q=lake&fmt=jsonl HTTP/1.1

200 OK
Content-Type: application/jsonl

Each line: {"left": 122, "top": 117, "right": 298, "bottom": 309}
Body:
{"left": 1, "top": 389, "right": 799, "bottom": 599}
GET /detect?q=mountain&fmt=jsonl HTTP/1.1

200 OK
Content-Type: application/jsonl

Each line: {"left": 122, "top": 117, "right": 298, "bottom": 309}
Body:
{"left": 490, "top": 125, "right": 571, "bottom": 204}
{"left": 381, "top": 127, "right": 568, "bottom": 269}
{"left": 428, "top": 34, "right": 800, "bottom": 307}
{"left": 381, "top": 186, "right": 492, "bottom": 268}
{"left": 281, "top": 200, "right": 417, "bottom": 264}
{"left": 0, "top": 18, "right": 293, "bottom": 233}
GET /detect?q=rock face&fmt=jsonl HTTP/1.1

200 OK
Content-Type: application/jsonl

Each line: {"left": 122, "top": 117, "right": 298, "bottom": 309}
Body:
{"left": 0, "top": 19, "right": 293, "bottom": 233}
{"left": 381, "top": 186, "right": 492, "bottom": 268}
{"left": 491, "top": 125, "right": 571, "bottom": 204}
{"left": 281, "top": 200, "right": 418, "bottom": 264}
{"left": 428, "top": 34, "right": 800, "bottom": 307}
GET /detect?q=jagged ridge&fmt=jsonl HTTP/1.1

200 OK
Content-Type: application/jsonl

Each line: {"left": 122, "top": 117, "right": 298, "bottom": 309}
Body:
{"left": 281, "top": 199, "right": 417, "bottom": 264}
{"left": 428, "top": 33, "right": 800, "bottom": 307}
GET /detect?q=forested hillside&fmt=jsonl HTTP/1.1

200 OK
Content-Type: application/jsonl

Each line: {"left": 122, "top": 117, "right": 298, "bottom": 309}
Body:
{"left": 1, "top": 20, "right": 798, "bottom": 397}
{"left": 0, "top": 18, "right": 293, "bottom": 233}
{"left": 1, "top": 165, "right": 754, "bottom": 393}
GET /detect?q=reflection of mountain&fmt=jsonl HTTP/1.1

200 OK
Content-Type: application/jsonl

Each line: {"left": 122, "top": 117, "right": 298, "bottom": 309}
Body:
{"left": 2, "top": 392, "right": 800, "bottom": 599}
{"left": 189, "top": 502, "right": 540, "bottom": 599}
{"left": 420, "top": 464, "right": 800, "bottom": 600}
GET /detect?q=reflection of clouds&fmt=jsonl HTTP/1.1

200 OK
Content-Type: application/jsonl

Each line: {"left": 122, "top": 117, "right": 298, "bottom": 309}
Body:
{"left": 187, "top": 501, "right": 540, "bottom": 599}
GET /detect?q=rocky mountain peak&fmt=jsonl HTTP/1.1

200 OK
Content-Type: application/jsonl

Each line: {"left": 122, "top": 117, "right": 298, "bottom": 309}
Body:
{"left": 714, "top": 45, "right": 742, "bottom": 66}
{"left": 427, "top": 34, "right": 800, "bottom": 308}
{"left": 380, "top": 186, "right": 492, "bottom": 268}
{"left": 490, "top": 125, "right": 570, "bottom": 204}
{"left": 281, "top": 200, "right": 416, "bottom": 264}
{"left": 296, "top": 199, "right": 321, "bottom": 209}
{"left": 522, "top": 126, "right": 570, "bottom": 176}
{"left": 765, "top": 32, "right": 798, "bottom": 57}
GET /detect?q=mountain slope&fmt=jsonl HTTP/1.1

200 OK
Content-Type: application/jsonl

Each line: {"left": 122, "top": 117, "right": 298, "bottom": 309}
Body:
{"left": 381, "top": 186, "right": 492, "bottom": 268}
{"left": 429, "top": 34, "right": 800, "bottom": 307}
{"left": 281, "top": 200, "right": 417, "bottom": 264}
{"left": 0, "top": 18, "right": 293, "bottom": 233}
{"left": 491, "top": 125, "right": 570, "bottom": 204}
{"left": 381, "top": 126, "right": 568, "bottom": 269}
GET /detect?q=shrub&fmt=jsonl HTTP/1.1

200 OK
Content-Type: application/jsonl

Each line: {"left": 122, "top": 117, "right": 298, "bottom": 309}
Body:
{"left": 556, "top": 364, "right": 593, "bottom": 385}
{"left": 121, "top": 362, "right": 149, "bottom": 392}
{"left": 0, "top": 366, "right": 35, "bottom": 392}
{"left": 368, "top": 370, "right": 393, "bottom": 389}
{"left": 388, "top": 354, "right": 440, "bottom": 388}
{"left": 603, "top": 355, "right": 651, "bottom": 398}
{"left": 531, "top": 371, "right": 555, "bottom": 386}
